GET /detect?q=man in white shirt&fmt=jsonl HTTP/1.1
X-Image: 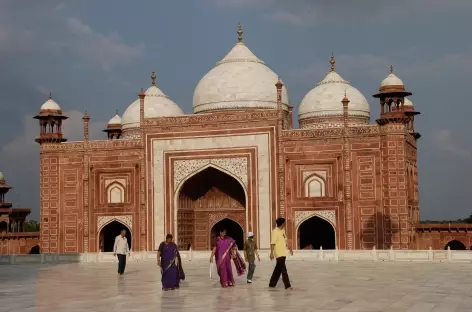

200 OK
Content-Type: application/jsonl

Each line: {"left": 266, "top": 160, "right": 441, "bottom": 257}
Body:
{"left": 113, "top": 229, "right": 130, "bottom": 275}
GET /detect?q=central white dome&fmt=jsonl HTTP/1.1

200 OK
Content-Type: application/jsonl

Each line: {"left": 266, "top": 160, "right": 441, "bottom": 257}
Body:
{"left": 193, "top": 26, "right": 289, "bottom": 113}
{"left": 122, "top": 83, "right": 184, "bottom": 130}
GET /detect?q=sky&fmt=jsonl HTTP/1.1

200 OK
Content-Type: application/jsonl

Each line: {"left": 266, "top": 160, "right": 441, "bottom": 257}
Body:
{"left": 0, "top": 0, "right": 471, "bottom": 221}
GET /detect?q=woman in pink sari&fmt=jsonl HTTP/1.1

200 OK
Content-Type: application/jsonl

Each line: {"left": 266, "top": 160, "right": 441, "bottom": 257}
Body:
{"left": 210, "top": 228, "right": 246, "bottom": 288}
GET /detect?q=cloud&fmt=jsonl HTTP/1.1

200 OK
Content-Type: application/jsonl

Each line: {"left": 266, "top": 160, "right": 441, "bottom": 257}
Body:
{"left": 0, "top": 2, "right": 143, "bottom": 72}
{"left": 2, "top": 111, "right": 107, "bottom": 158}
{"left": 212, "top": 0, "right": 472, "bottom": 26}
{"left": 432, "top": 130, "right": 472, "bottom": 159}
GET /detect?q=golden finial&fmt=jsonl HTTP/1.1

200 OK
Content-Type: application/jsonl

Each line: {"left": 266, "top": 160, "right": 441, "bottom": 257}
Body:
{"left": 48, "top": 92, "right": 52, "bottom": 100}
{"left": 151, "top": 71, "right": 156, "bottom": 85}
{"left": 389, "top": 64, "right": 394, "bottom": 74}
{"left": 237, "top": 23, "right": 243, "bottom": 43}
{"left": 330, "top": 53, "right": 336, "bottom": 72}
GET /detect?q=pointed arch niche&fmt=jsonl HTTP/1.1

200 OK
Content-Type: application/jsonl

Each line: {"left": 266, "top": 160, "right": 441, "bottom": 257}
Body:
{"left": 106, "top": 181, "right": 125, "bottom": 204}
{"left": 173, "top": 159, "right": 248, "bottom": 251}
{"left": 303, "top": 172, "right": 326, "bottom": 197}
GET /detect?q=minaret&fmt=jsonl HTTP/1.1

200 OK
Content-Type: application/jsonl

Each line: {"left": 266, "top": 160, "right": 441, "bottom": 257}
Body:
{"left": 275, "top": 77, "right": 287, "bottom": 220}
{"left": 342, "top": 93, "right": 353, "bottom": 249}
{"left": 34, "top": 93, "right": 68, "bottom": 144}
{"left": 138, "top": 87, "right": 146, "bottom": 251}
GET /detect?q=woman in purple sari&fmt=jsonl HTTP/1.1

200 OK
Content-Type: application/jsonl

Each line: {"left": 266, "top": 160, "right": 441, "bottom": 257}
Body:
{"left": 157, "top": 234, "right": 185, "bottom": 291}
{"left": 210, "top": 229, "right": 246, "bottom": 288}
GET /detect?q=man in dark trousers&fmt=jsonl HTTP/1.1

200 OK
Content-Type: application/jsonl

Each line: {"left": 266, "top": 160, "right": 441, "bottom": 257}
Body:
{"left": 269, "top": 217, "right": 293, "bottom": 289}
{"left": 113, "top": 229, "right": 130, "bottom": 275}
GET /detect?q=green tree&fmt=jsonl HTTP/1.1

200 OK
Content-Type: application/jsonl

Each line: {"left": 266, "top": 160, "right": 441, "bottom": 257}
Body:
{"left": 24, "top": 220, "right": 40, "bottom": 232}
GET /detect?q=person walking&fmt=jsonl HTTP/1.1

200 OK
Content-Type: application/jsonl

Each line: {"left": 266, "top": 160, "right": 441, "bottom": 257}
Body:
{"left": 269, "top": 218, "right": 293, "bottom": 289}
{"left": 244, "top": 232, "right": 260, "bottom": 283}
{"left": 157, "top": 234, "right": 185, "bottom": 290}
{"left": 113, "top": 229, "right": 130, "bottom": 275}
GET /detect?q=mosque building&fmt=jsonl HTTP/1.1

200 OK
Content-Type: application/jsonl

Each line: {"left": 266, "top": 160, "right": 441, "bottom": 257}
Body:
{"left": 34, "top": 25, "right": 422, "bottom": 253}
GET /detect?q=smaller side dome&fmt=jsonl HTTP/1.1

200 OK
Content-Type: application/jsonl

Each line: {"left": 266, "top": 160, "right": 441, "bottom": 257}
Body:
{"left": 404, "top": 97, "right": 413, "bottom": 107}
{"left": 0, "top": 172, "right": 4, "bottom": 182}
{"left": 108, "top": 112, "right": 122, "bottom": 125}
{"left": 121, "top": 72, "right": 184, "bottom": 130}
{"left": 377, "top": 65, "right": 409, "bottom": 94}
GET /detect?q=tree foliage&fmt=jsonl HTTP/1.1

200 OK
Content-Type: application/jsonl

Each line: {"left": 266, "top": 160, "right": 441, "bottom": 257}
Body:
{"left": 24, "top": 220, "right": 40, "bottom": 232}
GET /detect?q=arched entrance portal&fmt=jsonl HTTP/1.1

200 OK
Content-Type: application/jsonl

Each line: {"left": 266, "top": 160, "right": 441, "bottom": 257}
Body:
{"left": 211, "top": 218, "right": 244, "bottom": 250}
{"left": 298, "top": 216, "right": 335, "bottom": 249}
{"left": 99, "top": 221, "right": 131, "bottom": 252}
{"left": 444, "top": 240, "right": 466, "bottom": 250}
{"left": 177, "top": 166, "right": 246, "bottom": 250}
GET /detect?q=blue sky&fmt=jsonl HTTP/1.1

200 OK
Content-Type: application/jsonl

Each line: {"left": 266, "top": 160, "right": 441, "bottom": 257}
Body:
{"left": 0, "top": 0, "right": 471, "bottom": 221}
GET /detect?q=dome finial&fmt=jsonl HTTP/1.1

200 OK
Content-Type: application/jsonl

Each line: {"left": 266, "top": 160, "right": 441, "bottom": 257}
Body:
{"left": 48, "top": 92, "right": 52, "bottom": 100}
{"left": 330, "top": 53, "right": 336, "bottom": 72}
{"left": 151, "top": 71, "right": 156, "bottom": 86}
{"left": 237, "top": 23, "right": 243, "bottom": 43}
{"left": 389, "top": 64, "right": 394, "bottom": 74}
{"left": 116, "top": 109, "right": 119, "bottom": 115}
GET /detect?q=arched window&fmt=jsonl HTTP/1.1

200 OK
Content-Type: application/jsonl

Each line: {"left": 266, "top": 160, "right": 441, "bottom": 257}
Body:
{"left": 304, "top": 175, "right": 326, "bottom": 197}
{"left": 107, "top": 182, "right": 125, "bottom": 204}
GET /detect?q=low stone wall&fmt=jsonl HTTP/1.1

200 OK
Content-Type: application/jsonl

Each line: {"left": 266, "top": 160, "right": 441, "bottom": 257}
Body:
{"left": 0, "top": 233, "right": 40, "bottom": 255}
{"left": 2, "top": 248, "right": 472, "bottom": 265}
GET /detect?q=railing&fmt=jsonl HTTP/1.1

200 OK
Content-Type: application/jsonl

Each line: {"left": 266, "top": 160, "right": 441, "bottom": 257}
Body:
{"left": 1, "top": 247, "right": 472, "bottom": 265}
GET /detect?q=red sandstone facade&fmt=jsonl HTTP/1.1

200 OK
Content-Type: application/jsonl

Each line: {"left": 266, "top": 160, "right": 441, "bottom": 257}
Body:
{"left": 32, "top": 78, "right": 430, "bottom": 253}
{"left": 29, "top": 33, "right": 470, "bottom": 254}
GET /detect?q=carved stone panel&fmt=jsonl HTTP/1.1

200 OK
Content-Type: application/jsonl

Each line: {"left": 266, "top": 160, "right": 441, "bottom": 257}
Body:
{"left": 173, "top": 157, "right": 248, "bottom": 190}
{"left": 97, "top": 215, "right": 133, "bottom": 232}
{"left": 294, "top": 210, "right": 336, "bottom": 229}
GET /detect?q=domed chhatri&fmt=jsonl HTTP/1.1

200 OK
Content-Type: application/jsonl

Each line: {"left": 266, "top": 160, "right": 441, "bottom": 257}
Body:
{"left": 193, "top": 23, "right": 289, "bottom": 113}
{"left": 108, "top": 111, "right": 122, "bottom": 125}
{"left": 0, "top": 171, "right": 4, "bottom": 182}
{"left": 376, "top": 65, "right": 412, "bottom": 96}
{"left": 298, "top": 54, "right": 370, "bottom": 128}
{"left": 121, "top": 71, "right": 184, "bottom": 130}
{"left": 39, "top": 93, "right": 62, "bottom": 113}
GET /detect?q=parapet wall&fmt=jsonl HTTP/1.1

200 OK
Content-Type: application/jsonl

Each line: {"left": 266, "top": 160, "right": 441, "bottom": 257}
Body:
{"left": 0, "top": 233, "right": 40, "bottom": 255}
{"left": 2, "top": 249, "right": 472, "bottom": 265}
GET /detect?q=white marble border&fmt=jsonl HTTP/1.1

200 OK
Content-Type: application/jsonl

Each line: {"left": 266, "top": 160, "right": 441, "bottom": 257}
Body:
{"left": 152, "top": 131, "right": 272, "bottom": 249}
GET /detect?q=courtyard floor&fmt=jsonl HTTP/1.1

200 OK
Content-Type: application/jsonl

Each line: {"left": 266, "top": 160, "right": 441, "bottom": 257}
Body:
{"left": 0, "top": 260, "right": 471, "bottom": 312}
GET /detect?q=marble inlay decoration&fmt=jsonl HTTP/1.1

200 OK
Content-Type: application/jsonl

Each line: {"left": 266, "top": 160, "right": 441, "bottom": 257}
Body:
{"left": 295, "top": 210, "right": 336, "bottom": 229}
{"left": 173, "top": 157, "right": 248, "bottom": 190}
{"left": 97, "top": 215, "right": 133, "bottom": 232}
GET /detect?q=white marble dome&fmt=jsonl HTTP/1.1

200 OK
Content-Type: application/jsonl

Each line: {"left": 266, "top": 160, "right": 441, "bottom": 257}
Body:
{"left": 121, "top": 85, "right": 184, "bottom": 129}
{"left": 193, "top": 27, "right": 289, "bottom": 113}
{"left": 108, "top": 113, "right": 122, "bottom": 125}
{"left": 298, "top": 60, "right": 370, "bottom": 124}
{"left": 380, "top": 72, "right": 404, "bottom": 88}
{"left": 404, "top": 97, "right": 413, "bottom": 107}
{"left": 0, "top": 172, "right": 4, "bottom": 181}
{"left": 40, "top": 96, "right": 61, "bottom": 111}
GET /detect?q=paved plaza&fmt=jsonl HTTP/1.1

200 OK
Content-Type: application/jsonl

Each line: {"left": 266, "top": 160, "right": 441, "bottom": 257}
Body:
{"left": 1, "top": 260, "right": 472, "bottom": 312}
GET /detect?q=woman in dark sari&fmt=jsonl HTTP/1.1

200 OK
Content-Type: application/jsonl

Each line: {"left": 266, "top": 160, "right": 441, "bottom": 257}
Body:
{"left": 210, "top": 229, "right": 246, "bottom": 288}
{"left": 157, "top": 234, "right": 185, "bottom": 291}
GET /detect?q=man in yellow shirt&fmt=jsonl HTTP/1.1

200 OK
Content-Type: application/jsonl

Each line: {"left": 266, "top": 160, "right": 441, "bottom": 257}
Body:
{"left": 269, "top": 217, "right": 293, "bottom": 289}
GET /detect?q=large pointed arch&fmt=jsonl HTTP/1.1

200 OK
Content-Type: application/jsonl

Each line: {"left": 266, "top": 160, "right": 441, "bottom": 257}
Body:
{"left": 98, "top": 220, "right": 132, "bottom": 252}
{"left": 173, "top": 164, "right": 247, "bottom": 250}
{"left": 295, "top": 212, "right": 336, "bottom": 250}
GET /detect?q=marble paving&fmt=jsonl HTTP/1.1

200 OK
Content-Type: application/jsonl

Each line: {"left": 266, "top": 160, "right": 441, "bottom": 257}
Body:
{"left": 1, "top": 260, "right": 472, "bottom": 312}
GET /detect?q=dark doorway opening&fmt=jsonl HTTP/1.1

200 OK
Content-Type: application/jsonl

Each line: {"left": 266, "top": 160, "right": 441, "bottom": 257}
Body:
{"left": 99, "top": 221, "right": 131, "bottom": 252}
{"left": 444, "top": 240, "right": 466, "bottom": 250}
{"left": 298, "top": 216, "right": 335, "bottom": 249}
{"left": 211, "top": 218, "right": 244, "bottom": 250}
{"left": 29, "top": 245, "right": 40, "bottom": 254}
